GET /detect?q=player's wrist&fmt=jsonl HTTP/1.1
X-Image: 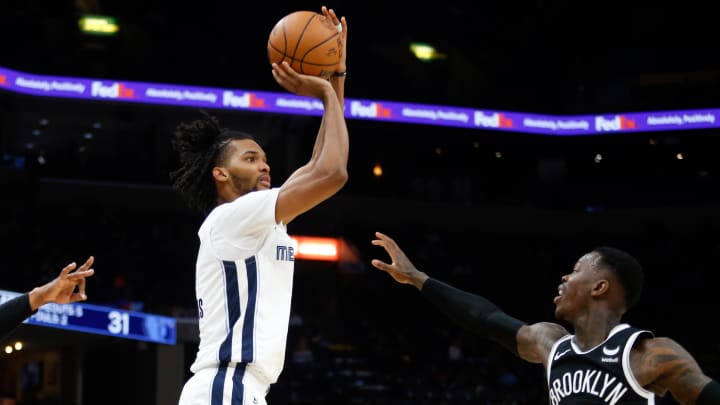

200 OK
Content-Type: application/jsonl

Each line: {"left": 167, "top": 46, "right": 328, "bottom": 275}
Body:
{"left": 334, "top": 63, "right": 347, "bottom": 75}
{"left": 411, "top": 271, "right": 429, "bottom": 290}
{"left": 28, "top": 286, "right": 48, "bottom": 310}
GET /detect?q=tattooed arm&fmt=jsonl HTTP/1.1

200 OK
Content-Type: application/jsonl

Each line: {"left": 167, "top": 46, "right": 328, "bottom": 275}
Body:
{"left": 630, "top": 336, "right": 717, "bottom": 404}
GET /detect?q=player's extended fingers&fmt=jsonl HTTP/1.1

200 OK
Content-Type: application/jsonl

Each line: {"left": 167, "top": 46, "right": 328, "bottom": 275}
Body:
{"left": 76, "top": 277, "right": 88, "bottom": 300}
{"left": 374, "top": 232, "right": 398, "bottom": 249}
{"left": 279, "top": 61, "right": 298, "bottom": 75}
{"left": 76, "top": 256, "right": 94, "bottom": 272}
{"left": 60, "top": 262, "right": 77, "bottom": 277}
{"left": 327, "top": 8, "right": 340, "bottom": 27}
{"left": 271, "top": 64, "right": 290, "bottom": 85}
{"left": 371, "top": 259, "right": 394, "bottom": 272}
{"left": 271, "top": 62, "right": 285, "bottom": 78}
{"left": 340, "top": 16, "right": 347, "bottom": 35}
{"left": 272, "top": 62, "right": 303, "bottom": 93}
{"left": 67, "top": 268, "right": 94, "bottom": 281}
{"left": 371, "top": 238, "right": 394, "bottom": 255}
{"left": 372, "top": 232, "right": 399, "bottom": 251}
{"left": 274, "top": 62, "right": 301, "bottom": 82}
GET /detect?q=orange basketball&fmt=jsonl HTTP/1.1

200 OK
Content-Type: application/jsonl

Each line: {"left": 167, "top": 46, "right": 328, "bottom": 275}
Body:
{"left": 267, "top": 10, "right": 342, "bottom": 78}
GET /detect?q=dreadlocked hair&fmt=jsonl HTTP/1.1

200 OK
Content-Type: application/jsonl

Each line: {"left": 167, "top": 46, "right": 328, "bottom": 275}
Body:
{"left": 169, "top": 110, "right": 254, "bottom": 213}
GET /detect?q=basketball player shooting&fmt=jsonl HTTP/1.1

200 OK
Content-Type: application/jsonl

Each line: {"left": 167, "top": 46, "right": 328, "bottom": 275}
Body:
{"left": 371, "top": 232, "right": 720, "bottom": 404}
{"left": 173, "top": 6, "right": 348, "bottom": 405}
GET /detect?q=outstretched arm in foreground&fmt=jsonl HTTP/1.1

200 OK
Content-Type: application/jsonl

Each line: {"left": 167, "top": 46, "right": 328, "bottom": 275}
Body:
{"left": 371, "top": 231, "right": 568, "bottom": 364}
{"left": 1, "top": 256, "right": 95, "bottom": 341}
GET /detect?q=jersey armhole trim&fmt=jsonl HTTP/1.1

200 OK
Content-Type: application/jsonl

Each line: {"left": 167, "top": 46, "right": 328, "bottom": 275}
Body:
{"left": 622, "top": 330, "right": 656, "bottom": 402}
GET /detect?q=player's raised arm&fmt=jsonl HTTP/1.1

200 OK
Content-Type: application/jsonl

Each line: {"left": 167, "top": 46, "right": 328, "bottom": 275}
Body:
{"left": 291, "top": 6, "right": 348, "bottom": 178}
{"left": 370, "top": 231, "right": 569, "bottom": 363}
{"left": 270, "top": 17, "right": 349, "bottom": 225}
{"left": 273, "top": 7, "right": 349, "bottom": 225}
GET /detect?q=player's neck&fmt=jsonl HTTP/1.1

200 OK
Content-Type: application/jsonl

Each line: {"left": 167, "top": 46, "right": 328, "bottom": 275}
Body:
{"left": 572, "top": 311, "right": 623, "bottom": 350}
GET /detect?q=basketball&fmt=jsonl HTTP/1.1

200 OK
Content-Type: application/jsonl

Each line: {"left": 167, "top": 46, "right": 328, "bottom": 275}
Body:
{"left": 267, "top": 10, "right": 342, "bottom": 78}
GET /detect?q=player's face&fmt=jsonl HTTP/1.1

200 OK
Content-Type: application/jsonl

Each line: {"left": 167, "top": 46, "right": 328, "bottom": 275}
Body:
{"left": 224, "top": 139, "right": 271, "bottom": 196}
{"left": 553, "top": 252, "right": 601, "bottom": 321}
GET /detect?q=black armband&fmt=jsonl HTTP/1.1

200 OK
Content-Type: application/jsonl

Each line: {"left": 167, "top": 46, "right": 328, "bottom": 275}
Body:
{"left": 1, "top": 293, "right": 33, "bottom": 342}
{"left": 697, "top": 380, "right": 720, "bottom": 405}
{"left": 421, "top": 278, "right": 525, "bottom": 355}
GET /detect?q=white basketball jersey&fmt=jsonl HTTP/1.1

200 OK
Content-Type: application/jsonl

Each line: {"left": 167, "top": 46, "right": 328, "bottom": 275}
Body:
{"left": 189, "top": 188, "right": 296, "bottom": 385}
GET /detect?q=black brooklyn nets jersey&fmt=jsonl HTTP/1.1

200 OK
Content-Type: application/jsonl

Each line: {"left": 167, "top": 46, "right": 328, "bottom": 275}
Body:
{"left": 547, "top": 323, "right": 656, "bottom": 405}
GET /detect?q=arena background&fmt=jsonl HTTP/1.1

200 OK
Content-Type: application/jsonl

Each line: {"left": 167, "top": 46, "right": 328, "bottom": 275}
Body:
{"left": 1, "top": 1, "right": 719, "bottom": 404}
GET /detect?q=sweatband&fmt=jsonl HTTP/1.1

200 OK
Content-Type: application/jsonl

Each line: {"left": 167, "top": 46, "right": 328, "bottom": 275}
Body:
{"left": 697, "top": 380, "right": 720, "bottom": 405}
{"left": 1, "top": 293, "right": 33, "bottom": 342}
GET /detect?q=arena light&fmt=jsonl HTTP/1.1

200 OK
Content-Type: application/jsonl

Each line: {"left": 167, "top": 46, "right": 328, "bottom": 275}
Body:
{"left": 291, "top": 236, "right": 339, "bottom": 261}
{"left": 79, "top": 15, "right": 119, "bottom": 36}
{"left": 410, "top": 42, "right": 446, "bottom": 62}
{"left": 373, "top": 162, "right": 383, "bottom": 177}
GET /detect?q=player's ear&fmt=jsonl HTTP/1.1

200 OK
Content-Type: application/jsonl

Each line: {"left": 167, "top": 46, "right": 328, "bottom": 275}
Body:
{"left": 591, "top": 279, "right": 610, "bottom": 297}
{"left": 212, "top": 166, "right": 229, "bottom": 183}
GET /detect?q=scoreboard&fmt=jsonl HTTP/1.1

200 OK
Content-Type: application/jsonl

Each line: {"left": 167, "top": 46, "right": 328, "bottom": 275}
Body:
{"left": 1, "top": 289, "right": 176, "bottom": 345}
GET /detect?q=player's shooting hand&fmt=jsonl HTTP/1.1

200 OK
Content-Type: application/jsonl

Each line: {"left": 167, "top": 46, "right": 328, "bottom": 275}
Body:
{"left": 371, "top": 232, "right": 428, "bottom": 289}
{"left": 321, "top": 6, "right": 347, "bottom": 73}
{"left": 272, "top": 62, "right": 334, "bottom": 99}
{"left": 29, "top": 256, "right": 95, "bottom": 310}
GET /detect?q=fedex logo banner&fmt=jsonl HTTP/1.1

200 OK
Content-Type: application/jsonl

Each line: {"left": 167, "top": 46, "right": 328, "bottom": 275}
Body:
{"left": 349, "top": 101, "right": 392, "bottom": 119}
{"left": 474, "top": 111, "right": 513, "bottom": 129}
{"left": 595, "top": 115, "right": 636, "bottom": 132}
{"left": 222, "top": 91, "right": 265, "bottom": 109}
{"left": 3, "top": 64, "right": 720, "bottom": 136}
{"left": 90, "top": 81, "right": 135, "bottom": 99}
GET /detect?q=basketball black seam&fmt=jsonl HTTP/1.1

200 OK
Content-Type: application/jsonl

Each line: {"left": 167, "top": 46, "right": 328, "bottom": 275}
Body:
{"left": 267, "top": 47, "right": 338, "bottom": 67}
{"left": 290, "top": 13, "right": 317, "bottom": 72}
{"left": 281, "top": 19, "right": 289, "bottom": 62}
{"left": 299, "top": 33, "right": 339, "bottom": 70}
{"left": 268, "top": 43, "right": 337, "bottom": 67}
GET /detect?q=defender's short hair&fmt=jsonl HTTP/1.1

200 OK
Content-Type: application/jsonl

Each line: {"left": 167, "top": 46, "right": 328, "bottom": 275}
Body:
{"left": 592, "top": 246, "right": 644, "bottom": 309}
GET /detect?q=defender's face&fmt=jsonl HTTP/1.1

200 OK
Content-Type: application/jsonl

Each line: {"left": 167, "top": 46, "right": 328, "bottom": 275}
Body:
{"left": 553, "top": 252, "right": 600, "bottom": 321}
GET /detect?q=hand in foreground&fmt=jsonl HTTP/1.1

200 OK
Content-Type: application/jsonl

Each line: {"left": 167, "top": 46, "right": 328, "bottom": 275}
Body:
{"left": 272, "top": 62, "right": 333, "bottom": 99}
{"left": 371, "top": 232, "right": 428, "bottom": 289}
{"left": 29, "top": 256, "right": 95, "bottom": 310}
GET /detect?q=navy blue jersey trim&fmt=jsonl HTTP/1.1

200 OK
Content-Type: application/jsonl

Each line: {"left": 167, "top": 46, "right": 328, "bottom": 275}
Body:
{"left": 218, "top": 260, "right": 242, "bottom": 364}
{"left": 241, "top": 257, "right": 258, "bottom": 362}
{"left": 232, "top": 363, "right": 247, "bottom": 403}
{"left": 211, "top": 366, "right": 228, "bottom": 405}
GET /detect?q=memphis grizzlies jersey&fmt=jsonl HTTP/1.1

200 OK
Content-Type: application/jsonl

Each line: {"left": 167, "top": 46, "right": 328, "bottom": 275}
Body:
{"left": 547, "top": 324, "right": 656, "bottom": 405}
{"left": 190, "top": 188, "right": 297, "bottom": 385}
